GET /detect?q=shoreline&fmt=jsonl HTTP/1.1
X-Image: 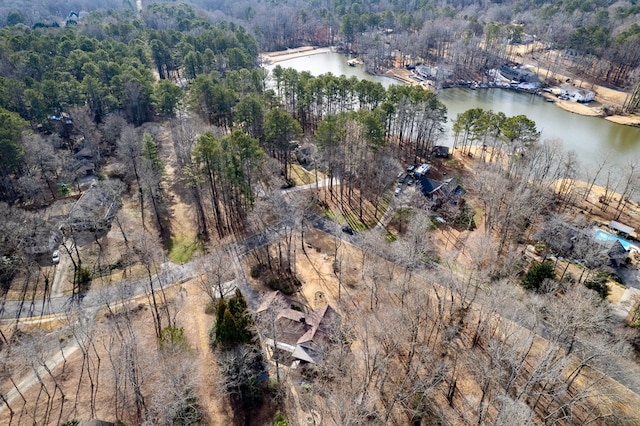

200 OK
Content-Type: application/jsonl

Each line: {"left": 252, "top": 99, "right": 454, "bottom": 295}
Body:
{"left": 459, "top": 145, "right": 640, "bottom": 221}
{"left": 384, "top": 68, "right": 640, "bottom": 127}
{"left": 260, "top": 46, "right": 640, "bottom": 127}
{"left": 260, "top": 46, "right": 334, "bottom": 64}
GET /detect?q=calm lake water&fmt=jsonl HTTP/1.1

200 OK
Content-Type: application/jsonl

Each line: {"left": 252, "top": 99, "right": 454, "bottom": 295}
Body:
{"left": 265, "top": 52, "right": 640, "bottom": 178}
{"left": 264, "top": 51, "right": 397, "bottom": 87}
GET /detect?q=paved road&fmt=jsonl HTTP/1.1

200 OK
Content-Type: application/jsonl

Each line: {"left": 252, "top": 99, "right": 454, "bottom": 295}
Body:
{"left": 0, "top": 224, "right": 289, "bottom": 321}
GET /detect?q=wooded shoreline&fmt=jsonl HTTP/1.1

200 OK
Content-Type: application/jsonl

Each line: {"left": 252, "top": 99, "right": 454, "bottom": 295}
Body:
{"left": 263, "top": 45, "right": 640, "bottom": 127}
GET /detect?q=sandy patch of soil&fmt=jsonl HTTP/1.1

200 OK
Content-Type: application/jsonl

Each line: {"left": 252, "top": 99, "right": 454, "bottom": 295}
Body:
{"left": 605, "top": 114, "right": 640, "bottom": 126}
{"left": 296, "top": 229, "right": 364, "bottom": 309}
{"left": 608, "top": 282, "right": 626, "bottom": 304}
{"left": 552, "top": 98, "right": 603, "bottom": 116}
{"left": 261, "top": 46, "right": 333, "bottom": 64}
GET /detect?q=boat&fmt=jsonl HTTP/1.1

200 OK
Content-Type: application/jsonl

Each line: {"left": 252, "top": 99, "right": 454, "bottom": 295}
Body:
{"left": 347, "top": 59, "right": 357, "bottom": 67}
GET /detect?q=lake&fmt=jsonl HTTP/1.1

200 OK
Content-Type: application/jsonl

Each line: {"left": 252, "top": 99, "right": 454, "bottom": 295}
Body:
{"left": 264, "top": 51, "right": 397, "bottom": 88}
{"left": 264, "top": 52, "right": 640, "bottom": 178}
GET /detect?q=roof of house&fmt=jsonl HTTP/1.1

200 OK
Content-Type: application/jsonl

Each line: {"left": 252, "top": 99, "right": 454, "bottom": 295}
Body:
{"left": 536, "top": 221, "right": 628, "bottom": 270}
{"left": 499, "top": 64, "right": 539, "bottom": 83}
{"left": 258, "top": 295, "right": 341, "bottom": 364}
{"left": 607, "top": 240, "right": 628, "bottom": 268}
{"left": 274, "top": 309, "right": 309, "bottom": 346}
{"left": 440, "top": 178, "right": 466, "bottom": 199}
{"left": 609, "top": 221, "right": 634, "bottom": 236}
{"left": 74, "top": 146, "right": 96, "bottom": 159}
{"left": 432, "top": 145, "right": 450, "bottom": 157}
{"left": 291, "top": 344, "right": 318, "bottom": 363}
{"left": 297, "top": 304, "right": 340, "bottom": 345}
{"left": 419, "top": 176, "right": 444, "bottom": 195}
{"left": 256, "top": 290, "right": 286, "bottom": 313}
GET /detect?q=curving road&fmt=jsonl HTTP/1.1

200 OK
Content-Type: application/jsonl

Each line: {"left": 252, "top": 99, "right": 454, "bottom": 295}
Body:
{"left": 0, "top": 223, "right": 294, "bottom": 322}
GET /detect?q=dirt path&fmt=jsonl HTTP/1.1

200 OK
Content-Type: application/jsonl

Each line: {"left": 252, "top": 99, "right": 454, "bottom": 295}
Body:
{"left": 0, "top": 342, "right": 80, "bottom": 416}
{"left": 157, "top": 127, "right": 234, "bottom": 422}
{"left": 178, "top": 280, "right": 234, "bottom": 424}
{"left": 283, "top": 178, "right": 333, "bottom": 193}
{"left": 157, "top": 128, "right": 197, "bottom": 240}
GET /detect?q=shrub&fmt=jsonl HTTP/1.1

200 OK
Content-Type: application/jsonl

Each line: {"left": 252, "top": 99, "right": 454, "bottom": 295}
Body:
{"left": 521, "top": 261, "right": 555, "bottom": 292}
{"left": 75, "top": 265, "right": 92, "bottom": 285}
{"left": 213, "top": 290, "right": 255, "bottom": 347}
{"left": 57, "top": 182, "right": 71, "bottom": 196}
{"left": 267, "top": 277, "right": 297, "bottom": 294}
{"left": 159, "top": 325, "right": 189, "bottom": 351}
{"left": 205, "top": 300, "right": 217, "bottom": 315}
{"left": 452, "top": 204, "right": 477, "bottom": 231}
{"left": 250, "top": 264, "right": 266, "bottom": 279}
{"left": 274, "top": 411, "right": 289, "bottom": 426}
{"left": 173, "top": 393, "right": 202, "bottom": 425}
{"left": 583, "top": 272, "right": 611, "bottom": 299}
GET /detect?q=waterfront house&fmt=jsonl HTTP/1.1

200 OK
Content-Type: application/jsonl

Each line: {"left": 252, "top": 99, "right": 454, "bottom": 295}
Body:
{"left": 558, "top": 84, "right": 595, "bottom": 103}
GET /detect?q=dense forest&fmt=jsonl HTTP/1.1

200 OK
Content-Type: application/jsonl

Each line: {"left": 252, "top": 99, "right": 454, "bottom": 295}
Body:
{"left": 1, "top": 1, "right": 640, "bottom": 425}
{"left": 2, "top": 0, "right": 640, "bottom": 87}
{"left": 152, "top": 0, "right": 640, "bottom": 88}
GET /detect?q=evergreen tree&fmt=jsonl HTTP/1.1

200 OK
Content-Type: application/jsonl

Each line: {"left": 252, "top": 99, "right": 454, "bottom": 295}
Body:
{"left": 214, "top": 289, "right": 254, "bottom": 347}
{"left": 583, "top": 272, "right": 611, "bottom": 300}
{"left": 521, "top": 261, "right": 555, "bottom": 292}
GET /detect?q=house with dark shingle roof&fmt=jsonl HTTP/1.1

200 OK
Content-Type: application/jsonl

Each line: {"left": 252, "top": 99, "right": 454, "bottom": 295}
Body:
{"left": 418, "top": 176, "right": 466, "bottom": 207}
{"left": 258, "top": 291, "right": 341, "bottom": 364}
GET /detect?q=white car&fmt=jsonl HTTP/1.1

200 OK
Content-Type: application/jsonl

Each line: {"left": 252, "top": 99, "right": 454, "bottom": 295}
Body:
{"left": 52, "top": 250, "right": 60, "bottom": 265}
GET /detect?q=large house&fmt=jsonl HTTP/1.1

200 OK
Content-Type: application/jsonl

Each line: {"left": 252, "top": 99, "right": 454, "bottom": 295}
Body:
{"left": 535, "top": 221, "right": 631, "bottom": 270}
{"left": 418, "top": 176, "right": 466, "bottom": 206}
{"left": 547, "top": 85, "right": 596, "bottom": 103}
{"left": 498, "top": 64, "right": 539, "bottom": 83}
{"left": 66, "top": 182, "right": 119, "bottom": 246}
{"left": 257, "top": 291, "right": 341, "bottom": 365}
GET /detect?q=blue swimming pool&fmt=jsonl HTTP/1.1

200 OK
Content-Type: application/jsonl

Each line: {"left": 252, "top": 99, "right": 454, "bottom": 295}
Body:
{"left": 594, "top": 229, "right": 639, "bottom": 251}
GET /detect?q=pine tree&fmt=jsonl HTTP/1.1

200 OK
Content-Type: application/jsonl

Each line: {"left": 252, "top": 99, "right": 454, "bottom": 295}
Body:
{"left": 219, "top": 309, "right": 239, "bottom": 346}
{"left": 214, "top": 290, "right": 254, "bottom": 346}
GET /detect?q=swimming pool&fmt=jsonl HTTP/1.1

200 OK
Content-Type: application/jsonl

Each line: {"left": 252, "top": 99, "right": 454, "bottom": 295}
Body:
{"left": 594, "top": 229, "right": 640, "bottom": 251}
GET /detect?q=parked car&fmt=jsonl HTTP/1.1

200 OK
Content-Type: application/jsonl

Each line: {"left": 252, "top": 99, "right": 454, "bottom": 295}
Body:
{"left": 52, "top": 250, "right": 60, "bottom": 265}
{"left": 342, "top": 225, "right": 354, "bottom": 235}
